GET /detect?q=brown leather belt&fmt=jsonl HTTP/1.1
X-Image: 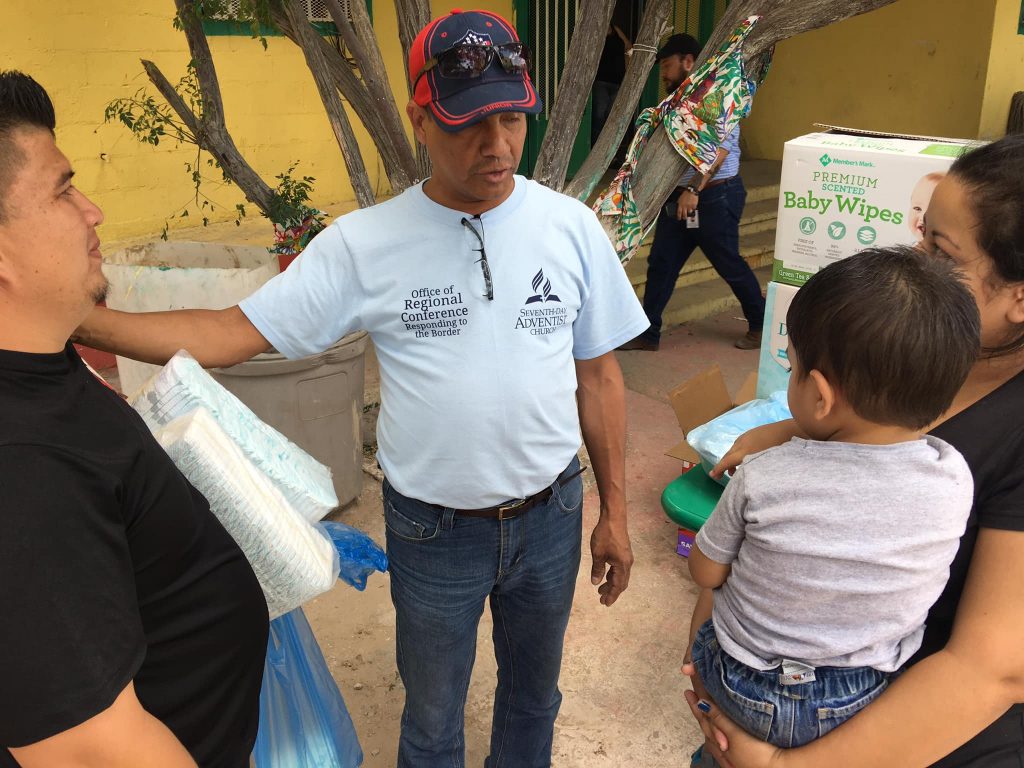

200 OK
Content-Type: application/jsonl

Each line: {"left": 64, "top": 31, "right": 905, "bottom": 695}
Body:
{"left": 675, "top": 176, "right": 735, "bottom": 193}
{"left": 453, "top": 465, "right": 587, "bottom": 520}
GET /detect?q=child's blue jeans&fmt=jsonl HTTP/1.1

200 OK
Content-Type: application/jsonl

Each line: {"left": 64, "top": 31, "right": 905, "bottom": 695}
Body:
{"left": 691, "top": 619, "right": 891, "bottom": 750}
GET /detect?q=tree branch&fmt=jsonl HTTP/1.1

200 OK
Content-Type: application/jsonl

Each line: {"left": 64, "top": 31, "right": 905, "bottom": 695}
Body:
{"left": 532, "top": 0, "right": 617, "bottom": 191}
{"left": 619, "top": 0, "right": 902, "bottom": 239}
{"left": 394, "top": 0, "right": 432, "bottom": 179}
{"left": 143, "top": 3, "right": 280, "bottom": 219}
{"left": 281, "top": 0, "right": 375, "bottom": 207}
{"left": 324, "top": 0, "right": 417, "bottom": 190}
{"left": 566, "top": 0, "right": 672, "bottom": 201}
{"left": 271, "top": 6, "right": 419, "bottom": 192}
{"left": 141, "top": 58, "right": 277, "bottom": 217}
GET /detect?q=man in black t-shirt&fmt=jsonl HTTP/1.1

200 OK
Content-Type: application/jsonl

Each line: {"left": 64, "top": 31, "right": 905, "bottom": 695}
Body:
{"left": 0, "top": 71, "right": 268, "bottom": 768}
{"left": 591, "top": 23, "right": 632, "bottom": 147}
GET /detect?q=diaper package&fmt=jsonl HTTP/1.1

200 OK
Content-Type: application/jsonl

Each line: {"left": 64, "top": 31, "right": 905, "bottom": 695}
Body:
{"left": 155, "top": 408, "right": 338, "bottom": 619}
{"left": 132, "top": 351, "right": 337, "bottom": 522}
{"left": 686, "top": 391, "right": 792, "bottom": 485}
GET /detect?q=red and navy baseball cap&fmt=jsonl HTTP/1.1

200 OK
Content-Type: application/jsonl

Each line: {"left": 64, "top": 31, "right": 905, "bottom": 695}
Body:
{"left": 409, "top": 9, "right": 542, "bottom": 133}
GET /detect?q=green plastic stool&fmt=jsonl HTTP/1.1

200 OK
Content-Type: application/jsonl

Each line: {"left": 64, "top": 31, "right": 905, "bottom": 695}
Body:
{"left": 661, "top": 466, "right": 724, "bottom": 557}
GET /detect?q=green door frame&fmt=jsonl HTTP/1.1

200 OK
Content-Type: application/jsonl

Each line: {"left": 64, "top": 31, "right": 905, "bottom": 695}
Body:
{"left": 514, "top": 0, "right": 594, "bottom": 178}
{"left": 515, "top": 0, "right": 728, "bottom": 176}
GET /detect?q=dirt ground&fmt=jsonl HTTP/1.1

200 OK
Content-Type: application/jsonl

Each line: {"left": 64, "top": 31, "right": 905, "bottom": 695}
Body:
{"left": 302, "top": 308, "right": 760, "bottom": 767}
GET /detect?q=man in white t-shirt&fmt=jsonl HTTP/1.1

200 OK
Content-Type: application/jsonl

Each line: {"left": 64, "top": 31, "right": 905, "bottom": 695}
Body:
{"left": 77, "top": 9, "right": 649, "bottom": 767}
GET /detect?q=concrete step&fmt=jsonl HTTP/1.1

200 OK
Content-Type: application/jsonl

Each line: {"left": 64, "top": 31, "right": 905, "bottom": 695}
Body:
{"left": 627, "top": 229, "right": 776, "bottom": 293}
{"left": 739, "top": 197, "right": 779, "bottom": 238}
{"left": 656, "top": 264, "right": 773, "bottom": 331}
{"left": 740, "top": 159, "right": 782, "bottom": 204}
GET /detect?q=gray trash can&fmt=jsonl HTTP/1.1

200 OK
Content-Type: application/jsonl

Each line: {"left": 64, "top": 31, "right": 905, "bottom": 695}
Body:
{"left": 211, "top": 332, "right": 369, "bottom": 508}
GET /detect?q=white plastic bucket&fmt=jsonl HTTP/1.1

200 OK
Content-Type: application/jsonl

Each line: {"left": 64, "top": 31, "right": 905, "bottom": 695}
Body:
{"left": 103, "top": 241, "right": 279, "bottom": 397}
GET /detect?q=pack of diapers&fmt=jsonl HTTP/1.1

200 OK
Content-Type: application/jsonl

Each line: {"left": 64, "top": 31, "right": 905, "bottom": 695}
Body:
{"left": 132, "top": 351, "right": 337, "bottom": 522}
{"left": 154, "top": 407, "right": 339, "bottom": 620}
{"left": 687, "top": 391, "right": 792, "bottom": 486}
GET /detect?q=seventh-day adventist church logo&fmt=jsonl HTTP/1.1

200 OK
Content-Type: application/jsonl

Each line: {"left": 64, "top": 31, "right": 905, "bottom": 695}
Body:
{"left": 516, "top": 269, "right": 567, "bottom": 336}
{"left": 525, "top": 269, "right": 561, "bottom": 304}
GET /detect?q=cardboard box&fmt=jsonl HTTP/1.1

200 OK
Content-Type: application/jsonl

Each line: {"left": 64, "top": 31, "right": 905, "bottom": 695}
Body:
{"left": 756, "top": 281, "right": 799, "bottom": 399}
{"left": 772, "top": 126, "right": 973, "bottom": 286}
{"left": 665, "top": 367, "right": 758, "bottom": 558}
{"left": 666, "top": 364, "right": 757, "bottom": 466}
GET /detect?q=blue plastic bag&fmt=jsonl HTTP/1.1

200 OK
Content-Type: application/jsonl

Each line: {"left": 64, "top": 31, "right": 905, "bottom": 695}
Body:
{"left": 319, "top": 521, "right": 388, "bottom": 591}
{"left": 686, "top": 391, "right": 792, "bottom": 486}
{"left": 252, "top": 522, "right": 386, "bottom": 767}
{"left": 253, "top": 608, "right": 363, "bottom": 768}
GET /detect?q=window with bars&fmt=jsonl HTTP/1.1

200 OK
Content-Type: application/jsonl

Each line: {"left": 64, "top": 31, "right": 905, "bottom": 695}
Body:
{"left": 201, "top": 0, "right": 372, "bottom": 35}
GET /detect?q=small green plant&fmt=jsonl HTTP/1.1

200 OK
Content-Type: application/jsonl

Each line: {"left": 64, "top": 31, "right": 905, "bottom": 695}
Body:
{"left": 176, "top": 0, "right": 275, "bottom": 49}
{"left": 105, "top": 66, "right": 245, "bottom": 238}
{"left": 269, "top": 164, "right": 320, "bottom": 229}
{"left": 105, "top": 67, "right": 321, "bottom": 245}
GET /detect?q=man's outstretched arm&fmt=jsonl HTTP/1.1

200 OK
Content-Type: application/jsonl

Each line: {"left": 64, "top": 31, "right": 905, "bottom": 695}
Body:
{"left": 75, "top": 305, "right": 271, "bottom": 369}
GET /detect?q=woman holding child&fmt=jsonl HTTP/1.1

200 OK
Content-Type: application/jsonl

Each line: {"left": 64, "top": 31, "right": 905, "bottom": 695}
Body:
{"left": 684, "top": 133, "right": 1024, "bottom": 767}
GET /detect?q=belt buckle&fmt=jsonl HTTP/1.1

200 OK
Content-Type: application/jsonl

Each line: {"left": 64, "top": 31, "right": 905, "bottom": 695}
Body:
{"left": 497, "top": 498, "right": 526, "bottom": 520}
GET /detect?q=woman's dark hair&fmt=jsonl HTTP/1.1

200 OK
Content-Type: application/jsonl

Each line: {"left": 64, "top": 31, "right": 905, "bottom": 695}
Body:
{"left": 950, "top": 133, "right": 1024, "bottom": 356}
{"left": 787, "top": 246, "right": 980, "bottom": 430}
{"left": 0, "top": 71, "right": 56, "bottom": 221}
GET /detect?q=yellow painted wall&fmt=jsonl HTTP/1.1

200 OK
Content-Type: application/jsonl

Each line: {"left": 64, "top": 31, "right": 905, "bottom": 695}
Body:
{"left": 1, "top": 0, "right": 512, "bottom": 242}
{"left": 978, "top": 0, "right": 1024, "bottom": 138}
{"left": 742, "top": 0, "right": 997, "bottom": 161}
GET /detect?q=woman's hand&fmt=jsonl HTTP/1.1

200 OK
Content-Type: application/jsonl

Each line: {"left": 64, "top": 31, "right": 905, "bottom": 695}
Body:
{"left": 710, "top": 419, "right": 802, "bottom": 479}
{"left": 683, "top": 686, "right": 786, "bottom": 768}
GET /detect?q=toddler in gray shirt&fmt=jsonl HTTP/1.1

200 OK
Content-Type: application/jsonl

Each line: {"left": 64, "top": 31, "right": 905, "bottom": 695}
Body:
{"left": 687, "top": 246, "right": 979, "bottom": 751}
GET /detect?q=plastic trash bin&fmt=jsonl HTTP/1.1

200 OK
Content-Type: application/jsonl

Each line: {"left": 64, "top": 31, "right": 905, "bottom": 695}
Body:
{"left": 211, "top": 333, "right": 369, "bottom": 508}
{"left": 661, "top": 466, "right": 724, "bottom": 557}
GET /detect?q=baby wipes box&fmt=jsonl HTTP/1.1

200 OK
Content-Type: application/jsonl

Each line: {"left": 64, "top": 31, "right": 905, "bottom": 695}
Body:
{"left": 772, "top": 126, "right": 973, "bottom": 287}
{"left": 756, "top": 281, "right": 800, "bottom": 399}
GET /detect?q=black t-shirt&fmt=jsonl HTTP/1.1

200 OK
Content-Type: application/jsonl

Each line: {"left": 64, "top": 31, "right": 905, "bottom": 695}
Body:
{"left": 0, "top": 345, "right": 268, "bottom": 767}
{"left": 596, "top": 33, "right": 626, "bottom": 85}
{"left": 922, "top": 369, "right": 1024, "bottom": 766}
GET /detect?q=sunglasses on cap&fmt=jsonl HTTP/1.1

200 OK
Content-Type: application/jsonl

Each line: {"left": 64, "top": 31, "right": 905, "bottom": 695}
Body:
{"left": 415, "top": 42, "right": 532, "bottom": 88}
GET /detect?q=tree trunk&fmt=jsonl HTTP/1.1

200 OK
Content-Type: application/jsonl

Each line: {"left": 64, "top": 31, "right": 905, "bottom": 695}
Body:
{"left": 144, "top": 0, "right": 278, "bottom": 217}
{"left": 271, "top": 7, "right": 418, "bottom": 193}
{"left": 324, "top": 0, "right": 418, "bottom": 190}
{"left": 394, "top": 0, "right": 433, "bottom": 179}
{"left": 616, "top": 0, "right": 902, "bottom": 240}
{"left": 531, "top": 0, "right": 618, "bottom": 191}
{"left": 565, "top": 0, "right": 672, "bottom": 201}
{"left": 281, "top": 0, "right": 376, "bottom": 208}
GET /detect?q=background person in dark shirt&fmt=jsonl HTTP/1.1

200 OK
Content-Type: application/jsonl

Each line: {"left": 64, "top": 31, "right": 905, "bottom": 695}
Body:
{"left": 591, "top": 23, "right": 632, "bottom": 147}
{"left": 0, "top": 71, "right": 268, "bottom": 768}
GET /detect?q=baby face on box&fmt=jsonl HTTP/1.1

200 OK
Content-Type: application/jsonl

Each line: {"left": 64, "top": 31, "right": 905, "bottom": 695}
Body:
{"left": 907, "top": 171, "right": 946, "bottom": 244}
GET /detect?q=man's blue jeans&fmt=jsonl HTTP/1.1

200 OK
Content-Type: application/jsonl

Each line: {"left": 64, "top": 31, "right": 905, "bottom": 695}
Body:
{"left": 384, "top": 458, "right": 584, "bottom": 768}
{"left": 691, "top": 620, "right": 891, "bottom": 750}
{"left": 639, "top": 176, "right": 765, "bottom": 343}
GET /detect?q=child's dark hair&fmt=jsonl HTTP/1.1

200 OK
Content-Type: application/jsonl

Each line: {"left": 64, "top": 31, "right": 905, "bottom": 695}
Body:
{"left": 786, "top": 246, "right": 980, "bottom": 430}
{"left": 949, "top": 134, "right": 1024, "bottom": 356}
{"left": 0, "top": 71, "right": 56, "bottom": 221}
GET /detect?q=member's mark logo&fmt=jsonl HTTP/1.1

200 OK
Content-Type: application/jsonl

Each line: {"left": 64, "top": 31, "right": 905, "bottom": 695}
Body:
{"left": 819, "top": 154, "right": 833, "bottom": 167}
{"left": 526, "top": 269, "right": 560, "bottom": 304}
